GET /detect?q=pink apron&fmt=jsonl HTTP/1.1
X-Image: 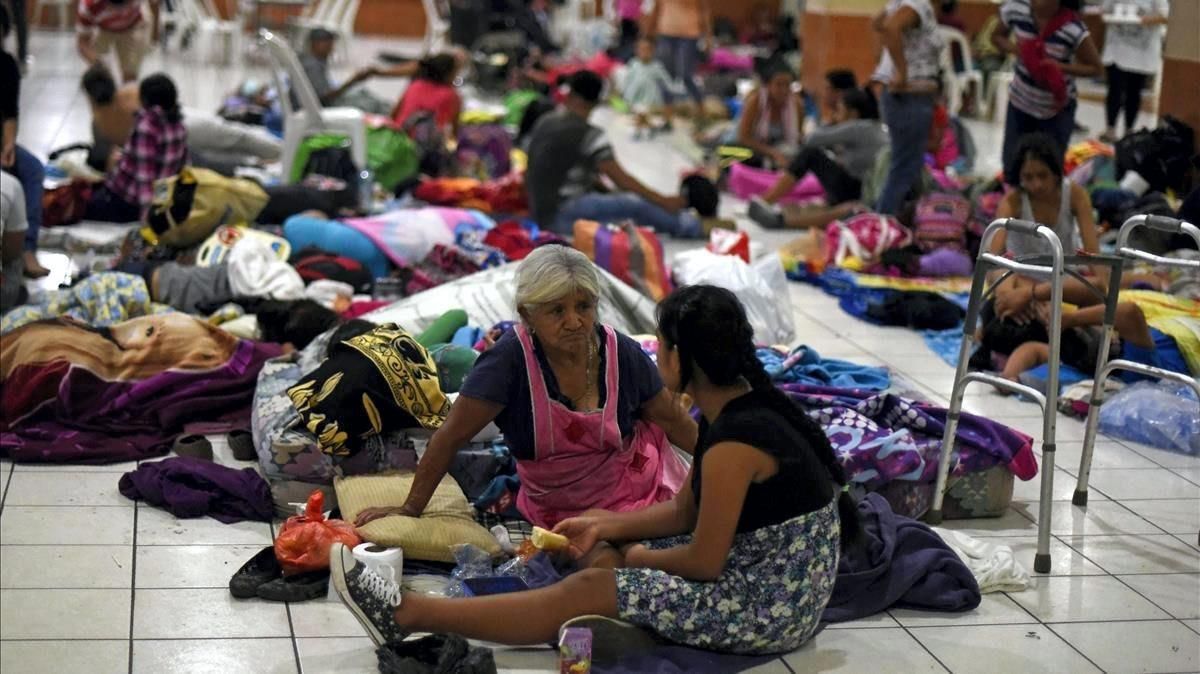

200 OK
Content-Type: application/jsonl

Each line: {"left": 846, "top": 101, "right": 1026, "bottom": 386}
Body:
{"left": 513, "top": 324, "right": 688, "bottom": 528}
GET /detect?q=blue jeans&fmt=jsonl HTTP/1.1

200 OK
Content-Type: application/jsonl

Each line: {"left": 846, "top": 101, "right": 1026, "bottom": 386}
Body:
{"left": 877, "top": 91, "right": 935, "bottom": 216}
{"left": 10, "top": 145, "right": 44, "bottom": 252}
{"left": 1001, "top": 100, "right": 1077, "bottom": 186}
{"left": 552, "top": 193, "right": 700, "bottom": 238}
{"left": 656, "top": 35, "right": 704, "bottom": 105}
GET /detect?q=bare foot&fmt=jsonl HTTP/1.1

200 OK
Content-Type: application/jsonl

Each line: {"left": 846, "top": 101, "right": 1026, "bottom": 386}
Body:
{"left": 22, "top": 251, "right": 50, "bottom": 278}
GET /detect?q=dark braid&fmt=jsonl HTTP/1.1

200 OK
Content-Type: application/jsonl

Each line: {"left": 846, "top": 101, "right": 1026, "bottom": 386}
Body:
{"left": 658, "top": 285, "right": 860, "bottom": 548}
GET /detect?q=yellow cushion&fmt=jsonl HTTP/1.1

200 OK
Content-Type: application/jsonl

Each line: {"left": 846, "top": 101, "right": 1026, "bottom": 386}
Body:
{"left": 334, "top": 472, "right": 501, "bottom": 563}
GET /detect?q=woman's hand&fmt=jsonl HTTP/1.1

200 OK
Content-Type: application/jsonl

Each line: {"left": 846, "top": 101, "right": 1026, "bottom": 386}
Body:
{"left": 768, "top": 149, "right": 790, "bottom": 170}
{"left": 553, "top": 517, "right": 602, "bottom": 560}
{"left": 354, "top": 505, "right": 416, "bottom": 528}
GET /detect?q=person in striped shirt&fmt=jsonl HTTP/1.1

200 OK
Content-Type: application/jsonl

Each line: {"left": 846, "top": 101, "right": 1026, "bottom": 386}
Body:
{"left": 992, "top": 0, "right": 1101, "bottom": 186}
{"left": 76, "top": 0, "right": 160, "bottom": 83}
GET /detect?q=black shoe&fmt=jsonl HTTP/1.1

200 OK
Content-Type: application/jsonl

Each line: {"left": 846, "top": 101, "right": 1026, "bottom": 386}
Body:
{"left": 173, "top": 434, "right": 213, "bottom": 461}
{"left": 256, "top": 569, "right": 331, "bottom": 602}
{"left": 749, "top": 197, "right": 785, "bottom": 229}
{"left": 228, "top": 430, "right": 257, "bottom": 462}
{"left": 229, "top": 546, "right": 281, "bottom": 599}
{"left": 376, "top": 634, "right": 496, "bottom": 674}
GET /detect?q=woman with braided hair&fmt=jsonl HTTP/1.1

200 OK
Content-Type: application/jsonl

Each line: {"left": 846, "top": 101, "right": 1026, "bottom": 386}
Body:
{"left": 331, "top": 284, "right": 856, "bottom": 661}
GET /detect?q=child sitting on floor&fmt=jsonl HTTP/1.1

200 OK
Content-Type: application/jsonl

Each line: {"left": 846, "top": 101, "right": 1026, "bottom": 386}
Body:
{"left": 620, "top": 36, "right": 673, "bottom": 139}
{"left": 391, "top": 53, "right": 463, "bottom": 139}
{"left": 330, "top": 284, "right": 858, "bottom": 663}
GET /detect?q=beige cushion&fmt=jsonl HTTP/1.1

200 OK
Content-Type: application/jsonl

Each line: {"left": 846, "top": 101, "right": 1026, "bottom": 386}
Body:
{"left": 334, "top": 472, "right": 501, "bottom": 563}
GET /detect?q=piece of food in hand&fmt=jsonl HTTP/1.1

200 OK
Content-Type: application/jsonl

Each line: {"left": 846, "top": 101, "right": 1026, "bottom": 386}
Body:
{"left": 531, "top": 526, "right": 570, "bottom": 551}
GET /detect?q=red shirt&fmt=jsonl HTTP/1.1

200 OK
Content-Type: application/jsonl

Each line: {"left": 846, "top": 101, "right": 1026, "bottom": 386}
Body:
{"left": 77, "top": 0, "right": 144, "bottom": 33}
{"left": 106, "top": 106, "right": 189, "bottom": 215}
{"left": 391, "top": 80, "right": 461, "bottom": 131}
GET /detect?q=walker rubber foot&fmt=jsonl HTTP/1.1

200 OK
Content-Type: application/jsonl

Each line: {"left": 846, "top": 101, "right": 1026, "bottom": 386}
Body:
{"left": 1072, "top": 490, "right": 1089, "bottom": 506}
{"left": 1034, "top": 553, "right": 1051, "bottom": 574}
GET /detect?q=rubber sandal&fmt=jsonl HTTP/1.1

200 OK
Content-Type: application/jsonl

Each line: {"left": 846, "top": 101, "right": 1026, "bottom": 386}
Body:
{"left": 173, "top": 434, "right": 213, "bottom": 461}
{"left": 228, "top": 430, "right": 256, "bottom": 461}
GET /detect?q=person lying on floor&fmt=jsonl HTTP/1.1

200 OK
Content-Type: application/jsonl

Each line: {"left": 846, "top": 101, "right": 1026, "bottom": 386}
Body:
{"left": 353, "top": 245, "right": 697, "bottom": 529}
{"left": 748, "top": 87, "right": 887, "bottom": 230}
{"left": 525, "top": 70, "right": 703, "bottom": 238}
{"left": 332, "top": 283, "right": 858, "bottom": 659}
{"left": 82, "top": 63, "right": 281, "bottom": 175}
{"left": 997, "top": 297, "right": 1193, "bottom": 385}
{"left": 988, "top": 133, "right": 1104, "bottom": 321}
{"left": 83, "top": 73, "right": 188, "bottom": 223}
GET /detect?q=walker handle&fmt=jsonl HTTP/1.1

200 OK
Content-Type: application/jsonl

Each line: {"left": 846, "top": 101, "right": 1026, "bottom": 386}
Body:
{"left": 1000, "top": 218, "right": 1042, "bottom": 236}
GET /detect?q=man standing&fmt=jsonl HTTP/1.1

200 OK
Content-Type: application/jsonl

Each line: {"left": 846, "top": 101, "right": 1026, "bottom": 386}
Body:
{"left": 76, "top": 0, "right": 159, "bottom": 83}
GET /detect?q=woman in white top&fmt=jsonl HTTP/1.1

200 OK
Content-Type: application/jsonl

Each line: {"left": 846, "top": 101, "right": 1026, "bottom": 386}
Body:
{"left": 1100, "top": 0, "right": 1169, "bottom": 142}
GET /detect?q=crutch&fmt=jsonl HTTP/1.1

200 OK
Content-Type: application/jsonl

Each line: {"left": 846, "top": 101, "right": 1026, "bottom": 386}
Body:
{"left": 1073, "top": 215, "right": 1200, "bottom": 507}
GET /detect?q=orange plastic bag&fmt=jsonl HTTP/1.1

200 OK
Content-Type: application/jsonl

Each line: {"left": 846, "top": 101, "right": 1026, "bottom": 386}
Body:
{"left": 274, "top": 490, "right": 361, "bottom": 575}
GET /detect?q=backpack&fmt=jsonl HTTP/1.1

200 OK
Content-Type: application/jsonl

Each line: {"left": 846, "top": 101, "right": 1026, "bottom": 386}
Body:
{"left": 291, "top": 133, "right": 360, "bottom": 184}
{"left": 292, "top": 248, "right": 375, "bottom": 293}
{"left": 366, "top": 124, "right": 420, "bottom": 192}
{"left": 913, "top": 192, "right": 971, "bottom": 252}
{"left": 825, "top": 212, "right": 913, "bottom": 268}
{"left": 455, "top": 123, "right": 512, "bottom": 180}
{"left": 144, "top": 167, "right": 270, "bottom": 249}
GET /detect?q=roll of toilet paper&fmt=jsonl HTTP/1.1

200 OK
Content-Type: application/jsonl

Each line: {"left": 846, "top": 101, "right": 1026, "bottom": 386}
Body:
{"left": 352, "top": 543, "right": 403, "bottom": 577}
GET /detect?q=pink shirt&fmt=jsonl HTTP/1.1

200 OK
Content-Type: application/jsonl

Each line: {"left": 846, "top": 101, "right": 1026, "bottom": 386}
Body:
{"left": 391, "top": 79, "right": 461, "bottom": 130}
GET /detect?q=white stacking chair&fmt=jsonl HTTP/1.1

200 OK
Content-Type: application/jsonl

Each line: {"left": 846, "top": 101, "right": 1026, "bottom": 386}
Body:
{"left": 937, "top": 26, "right": 984, "bottom": 118}
{"left": 259, "top": 28, "right": 367, "bottom": 184}
{"left": 290, "top": 0, "right": 345, "bottom": 50}
{"left": 419, "top": 0, "right": 450, "bottom": 55}
{"left": 189, "top": 0, "right": 242, "bottom": 64}
{"left": 330, "top": 0, "right": 360, "bottom": 63}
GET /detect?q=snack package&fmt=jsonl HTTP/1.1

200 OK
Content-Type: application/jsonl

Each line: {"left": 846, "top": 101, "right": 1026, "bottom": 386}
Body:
{"left": 559, "top": 626, "right": 592, "bottom": 674}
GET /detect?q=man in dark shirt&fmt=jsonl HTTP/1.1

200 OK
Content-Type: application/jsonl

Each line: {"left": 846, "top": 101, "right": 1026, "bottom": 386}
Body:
{"left": 0, "top": 4, "right": 47, "bottom": 278}
{"left": 524, "top": 71, "right": 702, "bottom": 238}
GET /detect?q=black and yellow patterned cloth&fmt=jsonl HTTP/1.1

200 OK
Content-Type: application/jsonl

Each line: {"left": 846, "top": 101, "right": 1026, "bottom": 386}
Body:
{"left": 287, "top": 324, "right": 450, "bottom": 456}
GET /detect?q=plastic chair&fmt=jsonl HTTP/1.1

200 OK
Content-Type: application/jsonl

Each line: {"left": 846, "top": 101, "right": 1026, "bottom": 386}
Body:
{"left": 31, "top": 0, "right": 73, "bottom": 31}
{"left": 330, "top": 0, "right": 360, "bottom": 62}
{"left": 290, "top": 0, "right": 347, "bottom": 49}
{"left": 188, "top": 0, "right": 242, "bottom": 64}
{"left": 1072, "top": 215, "right": 1200, "bottom": 505}
{"left": 985, "top": 68, "right": 1014, "bottom": 123}
{"left": 259, "top": 28, "right": 367, "bottom": 184}
{"left": 937, "top": 26, "right": 984, "bottom": 117}
{"left": 419, "top": 0, "right": 450, "bottom": 55}
{"left": 927, "top": 218, "right": 1125, "bottom": 574}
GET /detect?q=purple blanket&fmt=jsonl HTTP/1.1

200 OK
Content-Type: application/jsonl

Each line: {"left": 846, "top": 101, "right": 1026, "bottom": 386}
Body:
{"left": 782, "top": 383, "right": 1038, "bottom": 487}
{"left": 1, "top": 340, "right": 282, "bottom": 464}
{"left": 119, "top": 456, "right": 274, "bottom": 523}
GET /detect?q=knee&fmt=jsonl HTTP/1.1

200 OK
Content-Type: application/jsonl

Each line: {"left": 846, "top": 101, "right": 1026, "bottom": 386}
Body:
{"left": 1115, "top": 302, "right": 1147, "bottom": 327}
{"left": 564, "top": 568, "right": 616, "bottom": 595}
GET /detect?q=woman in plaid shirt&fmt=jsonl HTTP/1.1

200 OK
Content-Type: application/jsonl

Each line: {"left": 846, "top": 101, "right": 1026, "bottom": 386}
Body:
{"left": 85, "top": 72, "right": 187, "bottom": 223}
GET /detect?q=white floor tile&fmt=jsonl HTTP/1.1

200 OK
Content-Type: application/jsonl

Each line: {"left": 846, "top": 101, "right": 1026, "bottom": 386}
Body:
{"left": 133, "top": 588, "right": 291, "bottom": 639}
{"left": 823, "top": 611, "right": 900, "bottom": 629}
{"left": 891, "top": 592, "right": 1036, "bottom": 627}
{"left": 0, "top": 640, "right": 129, "bottom": 674}
{"left": 295, "top": 637, "right": 377, "bottom": 674}
{"left": 1064, "top": 534, "right": 1200, "bottom": 575}
{"left": 289, "top": 596, "right": 370, "bottom": 638}
{"left": 1117, "top": 573, "right": 1200, "bottom": 620}
{"left": 1122, "top": 500, "right": 1200, "bottom": 535}
{"left": 1082, "top": 469, "right": 1200, "bottom": 501}
{"left": 492, "top": 646, "right": 565, "bottom": 671}
{"left": 1008, "top": 575, "right": 1171, "bottom": 622}
{"left": 1025, "top": 501, "right": 1169, "bottom": 536}
{"left": 1045, "top": 440, "right": 1161, "bottom": 471}
{"left": 911, "top": 624, "right": 1101, "bottom": 674}
{"left": 1122, "top": 442, "right": 1200, "bottom": 470}
{"left": 0, "top": 505, "right": 135, "bottom": 545}
{"left": 0, "top": 544, "right": 132, "bottom": 588}
{"left": 1185, "top": 619, "right": 1200, "bottom": 636}
{"left": 136, "top": 544, "right": 267, "bottom": 588}
{"left": 0, "top": 588, "right": 131, "bottom": 639}
{"left": 1012, "top": 466, "right": 1107, "bottom": 503}
{"left": 1049, "top": 620, "right": 1200, "bottom": 674}
{"left": 1172, "top": 467, "right": 1200, "bottom": 487}
{"left": 1000, "top": 536, "right": 1108, "bottom": 576}
{"left": 15, "top": 460, "right": 139, "bottom": 473}
{"left": 783, "top": 627, "right": 948, "bottom": 673}
{"left": 132, "top": 638, "right": 297, "bottom": 674}
{"left": 939, "top": 507, "right": 1037, "bottom": 538}
{"left": 136, "top": 506, "right": 273, "bottom": 546}
{"left": 958, "top": 392, "right": 1047, "bottom": 418}
{"left": 4, "top": 472, "right": 132, "bottom": 506}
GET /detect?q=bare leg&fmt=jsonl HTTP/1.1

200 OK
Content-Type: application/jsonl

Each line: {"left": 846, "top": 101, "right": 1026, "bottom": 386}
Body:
{"left": 1061, "top": 302, "right": 1154, "bottom": 349}
{"left": 760, "top": 172, "right": 800, "bottom": 205}
{"left": 392, "top": 568, "right": 621, "bottom": 645}
{"left": 1000, "top": 341, "right": 1050, "bottom": 384}
{"left": 781, "top": 201, "right": 862, "bottom": 229}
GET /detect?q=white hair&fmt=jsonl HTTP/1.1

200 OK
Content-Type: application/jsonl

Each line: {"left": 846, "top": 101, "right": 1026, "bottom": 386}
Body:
{"left": 514, "top": 245, "right": 602, "bottom": 311}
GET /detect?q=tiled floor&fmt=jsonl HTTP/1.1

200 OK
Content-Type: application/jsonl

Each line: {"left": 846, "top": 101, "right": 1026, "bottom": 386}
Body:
{"left": 2, "top": 28, "right": 1198, "bottom": 674}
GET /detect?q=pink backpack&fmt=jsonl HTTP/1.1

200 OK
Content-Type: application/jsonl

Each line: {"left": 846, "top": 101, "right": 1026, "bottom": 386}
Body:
{"left": 913, "top": 192, "right": 971, "bottom": 251}
{"left": 825, "top": 212, "right": 912, "bottom": 267}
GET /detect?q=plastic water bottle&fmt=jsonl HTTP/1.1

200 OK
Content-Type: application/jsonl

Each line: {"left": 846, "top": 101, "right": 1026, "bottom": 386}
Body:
{"left": 358, "top": 169, "right": 374, "bottom": 214}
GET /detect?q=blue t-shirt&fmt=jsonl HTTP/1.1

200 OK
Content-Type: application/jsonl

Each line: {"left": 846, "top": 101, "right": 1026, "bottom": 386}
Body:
{"left": 458, "top": 326, "right": 664, "bottom": 460}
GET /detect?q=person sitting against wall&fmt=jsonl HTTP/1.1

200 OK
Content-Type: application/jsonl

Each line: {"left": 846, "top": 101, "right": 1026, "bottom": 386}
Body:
{"left": 747, "top": 87, "right": 887, "bottom": 230}
{"left": 332, "top": 283, "right": 857, "bottom": 662}
{"left": 81, "top": 63, "right": 281, "bottom": 175}
{"left": 353, "top": 244, "right": 698, "bottom": 529}
{"left": 524, "top": 71, "right": 704, "bottom": 238}
{"left": 84, "top": 72, "right": 188, "bottom": 222}
{"left": 733, "top": 60, "right": 805, "bottom": 170}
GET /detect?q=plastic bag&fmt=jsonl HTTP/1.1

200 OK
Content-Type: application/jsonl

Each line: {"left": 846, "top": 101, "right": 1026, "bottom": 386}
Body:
{"left": 672, "top": 249, "right": 795, "bottom": 345}
{"left": 273, "top": 490, "right": 362, "bottom": 575}
{"left": 1098, "top": 381, "right": 1199, "bottom": 455}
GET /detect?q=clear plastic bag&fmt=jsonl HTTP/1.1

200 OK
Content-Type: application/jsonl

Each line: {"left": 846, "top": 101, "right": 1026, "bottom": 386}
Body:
{"left": 1098, "top": 381, "right": 1199, "bottom": 455}
{"left": 672, "top": 249, "right": 795, "bottom": 345}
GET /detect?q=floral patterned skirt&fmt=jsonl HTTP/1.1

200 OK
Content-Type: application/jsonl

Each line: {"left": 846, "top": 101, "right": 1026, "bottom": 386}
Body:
{"left": 613, "top": 498, "right": 840, "bottom": 655}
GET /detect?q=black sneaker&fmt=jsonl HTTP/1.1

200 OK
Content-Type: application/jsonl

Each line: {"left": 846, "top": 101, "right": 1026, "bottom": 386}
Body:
{"left": 748, "top": 197, "right": 785, "bottom": 229}
{"left": 229, "top": 546, "right": 281, "bottom": 599}
{"left": 559, "top": 615, "right": 658, "bottom": 666}
{"left": 228, "top": 430, "right": 257, "bottom": 461}
{"left": 331, "top": 542, "right": 408, "bottom": 646}
{"left": 256, "top": 569, "right": 330, "bottom": 602}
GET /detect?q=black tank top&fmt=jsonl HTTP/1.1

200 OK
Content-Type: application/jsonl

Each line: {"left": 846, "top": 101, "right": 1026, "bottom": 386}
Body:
{"left": 692, "top": 389, "right": 836, "bottom": 534}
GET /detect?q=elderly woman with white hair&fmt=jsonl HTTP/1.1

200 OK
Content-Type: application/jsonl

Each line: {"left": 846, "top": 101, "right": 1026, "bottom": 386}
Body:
{"left": 355, "top": 245, "right": 697, "bottom": 529}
